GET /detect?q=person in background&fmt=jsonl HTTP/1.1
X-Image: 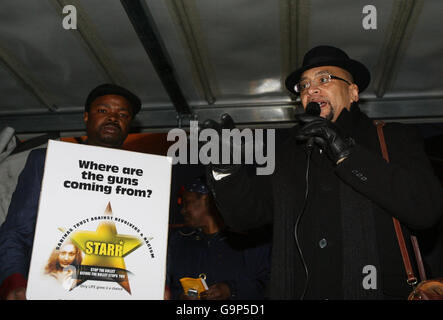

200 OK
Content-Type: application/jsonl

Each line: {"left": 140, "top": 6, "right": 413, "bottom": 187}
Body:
{"left": 166, "top": 176, "right": 271, "bottom": 300}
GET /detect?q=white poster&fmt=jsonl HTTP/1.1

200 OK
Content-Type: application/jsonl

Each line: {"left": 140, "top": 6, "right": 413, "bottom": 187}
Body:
{"left": 26, "top": 140, "right": 172, "bottom": 300}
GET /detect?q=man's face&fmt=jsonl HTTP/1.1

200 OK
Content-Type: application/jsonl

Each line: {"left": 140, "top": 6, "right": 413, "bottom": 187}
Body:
{"left": 180, "top": 191, "right": 209, "bottom": 228}
{"left": 83, "top": 94, "right": 134, "bottom": 148}
{"left": 300, "top": 66, "right": 359, "bottom": 122}
{"left": 58, "top": 244, "right": 77, "bottom": 268}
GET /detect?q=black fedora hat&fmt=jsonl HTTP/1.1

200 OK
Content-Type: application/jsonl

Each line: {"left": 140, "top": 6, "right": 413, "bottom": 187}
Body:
{"left": 85, "top": 83, "right": 142, "bottom": 115}
{"left": 285, "top": 45, "right": 370, "bottom": 95}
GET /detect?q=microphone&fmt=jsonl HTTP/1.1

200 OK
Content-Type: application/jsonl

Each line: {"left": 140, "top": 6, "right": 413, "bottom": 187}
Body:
{"left": 306, "top": 101, "right": 321, "bottom": 117}
{"left": 305, "top": 102, "right": 321, "bottom": 150}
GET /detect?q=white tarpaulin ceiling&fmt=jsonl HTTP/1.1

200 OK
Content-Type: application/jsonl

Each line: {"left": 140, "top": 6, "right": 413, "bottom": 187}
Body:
{"left": 0, "top": 0, "right": 442, "bottom": 134}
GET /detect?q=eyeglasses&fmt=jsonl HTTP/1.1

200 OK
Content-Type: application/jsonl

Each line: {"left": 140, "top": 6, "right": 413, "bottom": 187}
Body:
{"left": 294, "top": 73, "right": 352, "bottom": 93}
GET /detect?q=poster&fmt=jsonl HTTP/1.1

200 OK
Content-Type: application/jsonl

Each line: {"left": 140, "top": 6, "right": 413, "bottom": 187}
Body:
{"left": 26, "top": 140, "right": 172, "bottom": 300}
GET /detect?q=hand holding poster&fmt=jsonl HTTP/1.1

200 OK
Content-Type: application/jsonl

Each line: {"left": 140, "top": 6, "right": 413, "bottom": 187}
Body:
{"left": 26, "top": 140, "right": 172, "bottom": 299}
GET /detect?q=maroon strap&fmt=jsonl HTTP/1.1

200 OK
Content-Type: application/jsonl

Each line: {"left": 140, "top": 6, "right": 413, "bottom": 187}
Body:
{"left": 374, "top": 120, "right": 418, "bottom": 286}
{"left": 411, "top": 235, "right": 427, "bottom": 281}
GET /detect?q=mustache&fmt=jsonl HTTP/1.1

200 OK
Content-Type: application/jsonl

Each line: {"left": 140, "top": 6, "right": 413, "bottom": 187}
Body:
{"left": 101, "top": 121, "right": 121, "bottom": 131}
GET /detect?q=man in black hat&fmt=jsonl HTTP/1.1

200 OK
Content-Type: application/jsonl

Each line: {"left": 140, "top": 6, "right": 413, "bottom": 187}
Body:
{"left": 0, "top": 83, "right": 141, "bottom": 299}
{"left": 83, "top": 83, "right": 141, "bottom": 148}
{"left": 205, "top": 46, "right": 443, "bottom": 299}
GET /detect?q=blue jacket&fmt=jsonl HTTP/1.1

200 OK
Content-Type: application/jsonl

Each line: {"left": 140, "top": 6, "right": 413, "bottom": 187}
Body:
{"left": 0, "top": 148, "right": 46, "bottom": 296}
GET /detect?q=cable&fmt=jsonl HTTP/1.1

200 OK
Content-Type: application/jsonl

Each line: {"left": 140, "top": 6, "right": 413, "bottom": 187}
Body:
{"left": 294, "top": 147, "right": 313, "bottom": 300}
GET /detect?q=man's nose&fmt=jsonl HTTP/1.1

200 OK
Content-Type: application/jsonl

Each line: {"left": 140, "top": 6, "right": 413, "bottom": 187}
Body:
{"left": 307, "top": 84, "right": 321, "bottom": 95}
{"left": 107, "top": 111, "right": 119, "bottom": 121}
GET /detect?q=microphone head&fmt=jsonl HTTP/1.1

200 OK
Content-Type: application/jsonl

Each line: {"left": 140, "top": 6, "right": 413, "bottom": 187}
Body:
{"left": 305, "top": 102, "right": 321, "bottom": 117}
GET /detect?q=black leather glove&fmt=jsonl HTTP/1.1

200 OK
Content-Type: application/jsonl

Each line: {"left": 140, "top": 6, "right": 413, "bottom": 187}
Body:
{"left": 295, "top": 114, "right": 355, "bottom": 164}
{"left": 201, "top": 113, "right": 242, "bottom": 174}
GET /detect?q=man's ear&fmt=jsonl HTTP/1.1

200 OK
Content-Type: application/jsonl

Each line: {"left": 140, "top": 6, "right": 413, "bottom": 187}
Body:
{"left": 83, "top": 112, "right": 89, "bottom": 124}
{"left": 201, "top": 193, "right": 209, "bottom": 201}
{"left": 201, "top": 194, "right": 211, "bottom": 205}
{"left": 349, "top": 84, "right": 360, "bottom": 103}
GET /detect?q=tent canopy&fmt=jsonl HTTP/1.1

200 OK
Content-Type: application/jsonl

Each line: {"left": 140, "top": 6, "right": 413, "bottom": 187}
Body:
{"left": 0, "top": 0, "right": 442, "bottom": 135}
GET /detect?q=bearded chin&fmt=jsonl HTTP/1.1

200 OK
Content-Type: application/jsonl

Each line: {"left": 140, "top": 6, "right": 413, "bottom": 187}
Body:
{"left": 325, "top": 109, "right": 334, "bottom": 121}
{"left": 100, "top": 135, "right": 123, "bottom": 147}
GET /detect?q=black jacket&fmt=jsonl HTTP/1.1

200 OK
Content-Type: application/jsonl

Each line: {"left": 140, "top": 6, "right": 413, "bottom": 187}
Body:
{"left": 210, "top": 104, "right": 443, "bottom": 299}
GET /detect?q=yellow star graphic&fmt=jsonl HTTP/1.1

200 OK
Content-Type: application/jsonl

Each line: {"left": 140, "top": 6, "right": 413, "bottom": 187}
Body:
{"left": 70, "top": 202, "right": 142, "bottom": 294}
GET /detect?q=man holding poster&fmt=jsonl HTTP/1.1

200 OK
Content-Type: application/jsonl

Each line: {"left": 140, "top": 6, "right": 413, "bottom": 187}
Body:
{"left": 0, "top": 83, "right": 142, "bottom": 300}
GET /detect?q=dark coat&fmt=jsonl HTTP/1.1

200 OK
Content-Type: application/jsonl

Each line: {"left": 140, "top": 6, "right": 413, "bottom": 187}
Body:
{"left": 209, "top": 104, "right": 443, "bottom": 300}
{"left": 0, "top": 148, "right": 45, "bottom": 297}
